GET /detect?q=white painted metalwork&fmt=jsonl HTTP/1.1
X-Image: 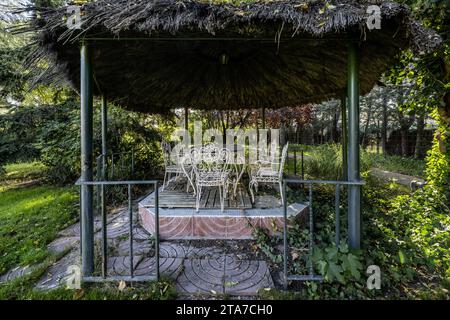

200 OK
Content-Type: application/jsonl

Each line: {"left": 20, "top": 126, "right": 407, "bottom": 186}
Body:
{"left": 249, "top": 142, "right": 289, "bottom": 205}
{"left": 189, "top": 144, "right": 232, "bottom": 212}
{"left": 161, "top": 140, "right": 192, "bottom": 191}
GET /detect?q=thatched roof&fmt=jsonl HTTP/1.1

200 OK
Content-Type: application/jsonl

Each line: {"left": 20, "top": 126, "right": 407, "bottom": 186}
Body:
{"left": 17, "top": 0, "right": 441, "bottom": 113}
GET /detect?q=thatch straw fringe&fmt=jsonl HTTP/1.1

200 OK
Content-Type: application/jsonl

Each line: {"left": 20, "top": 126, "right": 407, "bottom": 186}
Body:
{"left": 10, "top": 0, "right": 442, "bottom": 113}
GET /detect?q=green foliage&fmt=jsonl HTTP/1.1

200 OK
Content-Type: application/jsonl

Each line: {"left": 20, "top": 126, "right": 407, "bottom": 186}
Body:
{"left": 304, "top": 144, "right": 373, "bottom": 180}
{"left": 362, "top": 182, "right": 450, "bottom": 298}
{"left": 425, "top": 109, "right": 450, "bottom": 194}
{"left": 304, "top": 144, "right": 344, "bottom": 180}
{"left": 0, "top": 100, "right": 165, "bottom": 184}
{"left": 0, "top": 22, "right": 31, "bottom": 105}
{"left": 311, "top": 243, "right": 363, "bottom": 284}
{"left": 252, "top": 227, "right": 282, "bottom": 263}
{"left": 254, "top": 179, "right": 450, "bottom": 299}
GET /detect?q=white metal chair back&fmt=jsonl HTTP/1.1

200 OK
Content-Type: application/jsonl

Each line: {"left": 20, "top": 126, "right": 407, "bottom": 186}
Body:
{"left": 161, "top": 140, "right": 172, "bottom": 167}
{"left": 191, "top": 145, "right": 231, "bottom": 183}
{"left": 279, "top": 142, "right": 289, "bottom": 178}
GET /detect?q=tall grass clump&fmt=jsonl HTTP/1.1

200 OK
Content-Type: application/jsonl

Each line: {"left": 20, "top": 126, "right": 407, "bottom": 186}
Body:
{"left": 306, "top": 144, "right": 371, "bottom": 180}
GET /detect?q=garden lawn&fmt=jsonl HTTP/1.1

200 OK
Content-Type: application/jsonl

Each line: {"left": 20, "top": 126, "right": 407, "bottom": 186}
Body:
{"left": 0, "top": 162, "right": 78, "bottom": 274}
{"left": 0, "top": 162, "right": 177, "bottom": 300}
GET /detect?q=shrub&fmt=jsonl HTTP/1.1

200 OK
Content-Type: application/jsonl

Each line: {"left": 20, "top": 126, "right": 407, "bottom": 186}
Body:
{"left": 0, "top": 100, "right": 168, "bottom": 184}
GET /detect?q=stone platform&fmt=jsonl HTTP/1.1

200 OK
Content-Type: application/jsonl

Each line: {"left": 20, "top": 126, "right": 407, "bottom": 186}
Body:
{"left": 139, "top": 187, "right": 308, "bottom": 240}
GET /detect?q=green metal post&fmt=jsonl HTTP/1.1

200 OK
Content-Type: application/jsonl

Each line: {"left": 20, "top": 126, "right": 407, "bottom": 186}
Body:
{"left": 184, "top": 107, "right": 189, "bottom": 131}
{"left": 262, "top": 107, "right": 266, "bottom": 129}
{"left": 80, "top": 42, "right": 94, "bottom": 276}
{"left": 101, "top": 95, "right": 108, "bottom": 172}
{"left": 341, "top": 91, "right": 348, "bottom": 180}
{"left": 184, "top": 107, "right": 189, "bottom": 146}
{"left": 347, "top": 42, "right": 361, "bottom": 249}
{"left": 100, "top": 95, "right": 107, "bottom": 278}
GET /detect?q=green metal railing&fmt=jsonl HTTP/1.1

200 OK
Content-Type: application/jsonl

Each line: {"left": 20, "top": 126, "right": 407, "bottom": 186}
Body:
{"left": 282, "top": 178, "right": 365, "bottom": 289}
{"left": 96, "top": 151, "right": 135, "bottom": 181}
{"left": 76, "top": 179, "right": 159, "bottom": 282}
{"left": 288, "top": 149, "right": 305, "bottom": 178}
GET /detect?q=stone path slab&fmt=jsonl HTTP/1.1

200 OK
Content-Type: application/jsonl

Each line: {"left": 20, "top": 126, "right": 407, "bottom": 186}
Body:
{"left": 370, "top": 168, "right": 424, "bottom": 186}
{"left": 0, "top": 265, "right": 36, "bottom": 283}
{"left": 134, "top": 257, "right": 184, "bottom": 278}
{"left": 176, "top": 254, "right": 273, "bottom": 296}
{"left": 35, "top": 249, "right": 80, "bottom": 290}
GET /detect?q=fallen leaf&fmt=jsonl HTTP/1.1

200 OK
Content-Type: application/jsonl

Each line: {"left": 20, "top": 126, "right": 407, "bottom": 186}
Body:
{"left": 73, "top": 288, "right": 84, "bottom": 300}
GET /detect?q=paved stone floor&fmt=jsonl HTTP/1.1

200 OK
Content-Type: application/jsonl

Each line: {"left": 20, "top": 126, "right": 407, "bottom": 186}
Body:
{"left": 0, "top": 207, "right": 276, "bottom": 297}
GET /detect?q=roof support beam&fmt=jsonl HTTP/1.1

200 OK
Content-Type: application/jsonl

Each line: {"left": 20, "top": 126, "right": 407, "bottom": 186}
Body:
{"left": 101, "top": 95, "right": 108, "bottom": 164}
{"left": 261, "top": 107, "right": 266, "bottom": 130}
{"left": 341, "top": 90, "right": 348, "bottom": 180}
{"left": 347, "top": 42, "right": 361, "bottom": 249}
{"left": 80, "top": 42, "right": 95, "bottom": 276}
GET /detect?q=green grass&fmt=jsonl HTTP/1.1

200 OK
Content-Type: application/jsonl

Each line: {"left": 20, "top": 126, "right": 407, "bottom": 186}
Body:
{"left": 1, "top": 162, "right": 46, "bottom": 183}
{"left": 285, "top": 144, "right": 426, "bottom": 180}
{"left": 0, "top": 161, "right": 177, "bottom": 300}
{"left": 0, "top": 162, "right": 78, "bottom": 274}
{"left": 363, "top": 152, "right": 426, "bottom": 178}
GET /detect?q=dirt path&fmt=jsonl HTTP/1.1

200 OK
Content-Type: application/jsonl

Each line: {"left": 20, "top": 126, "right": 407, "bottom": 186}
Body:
{"left": 370, "top": 168, "right": 425, "bottom": 186}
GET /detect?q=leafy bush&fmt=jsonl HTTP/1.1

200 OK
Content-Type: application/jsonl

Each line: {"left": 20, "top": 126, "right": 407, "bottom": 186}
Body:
{"left": 425, "top": 124, "right": 450, "bottom": 196}
{"left": 255, "top": 180, "right": 450, "bottom": 299}
{"left": 311, "top": 242, "right": 363, "bottom": 284}
{"left": 1, "top": 100, "right": 167, "bottom": 184}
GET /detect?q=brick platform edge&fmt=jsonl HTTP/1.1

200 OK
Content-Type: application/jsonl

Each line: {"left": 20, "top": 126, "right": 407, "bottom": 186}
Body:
{"left": 138, "top": 204, "right": 308, "bottom": 240}
{"left": 139, "top": 205, "right": 283, "bottom": 240}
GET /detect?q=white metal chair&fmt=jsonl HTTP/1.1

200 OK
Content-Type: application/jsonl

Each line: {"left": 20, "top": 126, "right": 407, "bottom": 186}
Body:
{"left": 249, "top": 142, "right": 289, "bottom": 205}
{"left": 161, "top": 140, "right": 191, "bottom": 191}
{"left": 227, "top": 152, "right": 246, "bottom": 199}
{"left": 190, "top": 145, "right": 231, "bottom": 212}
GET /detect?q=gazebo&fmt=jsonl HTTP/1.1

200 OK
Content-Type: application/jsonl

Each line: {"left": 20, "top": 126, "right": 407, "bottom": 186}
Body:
{"left": 21, "top": 0, "right": 440, "bottom": 280}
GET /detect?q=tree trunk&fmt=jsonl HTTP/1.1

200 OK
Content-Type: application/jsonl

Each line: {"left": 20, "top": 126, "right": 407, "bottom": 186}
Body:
{"left": 280, "top": 123, "right": 286, "bottom": 147}
{"left": 400, "top": 128, "right": 408, "bottom": 156}
{"left": 331, "top": 104, "right": 340, "bottom": 143}
{"left": 381, "top": 90, "right": 388, "bottom": 156}
{"left": 414, "top": 113, "right": 425, "bottom": 159}
{"left": 361, "top": 98, "right": 372, "bottom": 148}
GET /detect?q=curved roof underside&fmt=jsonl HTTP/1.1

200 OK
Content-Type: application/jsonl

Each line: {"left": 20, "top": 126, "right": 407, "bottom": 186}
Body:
{"left": 21, "top": 0, "right": 441, "bottom": 113}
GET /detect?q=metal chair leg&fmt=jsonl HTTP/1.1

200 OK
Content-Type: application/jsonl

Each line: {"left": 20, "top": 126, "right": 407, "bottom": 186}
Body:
{"left": 279, "top": 181, "right": 284, "bottom": 205}
{"left": 196, "top": 185, "right": 201, "bottom": 212}
{"left": 219, "top": 185, "right": 224, "bottom": 212}
{"left": 249, "top": 181, "right": 255, "bottom": 204}
{"left": 162, "top": 171, "right": 167, "bottom": 191}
